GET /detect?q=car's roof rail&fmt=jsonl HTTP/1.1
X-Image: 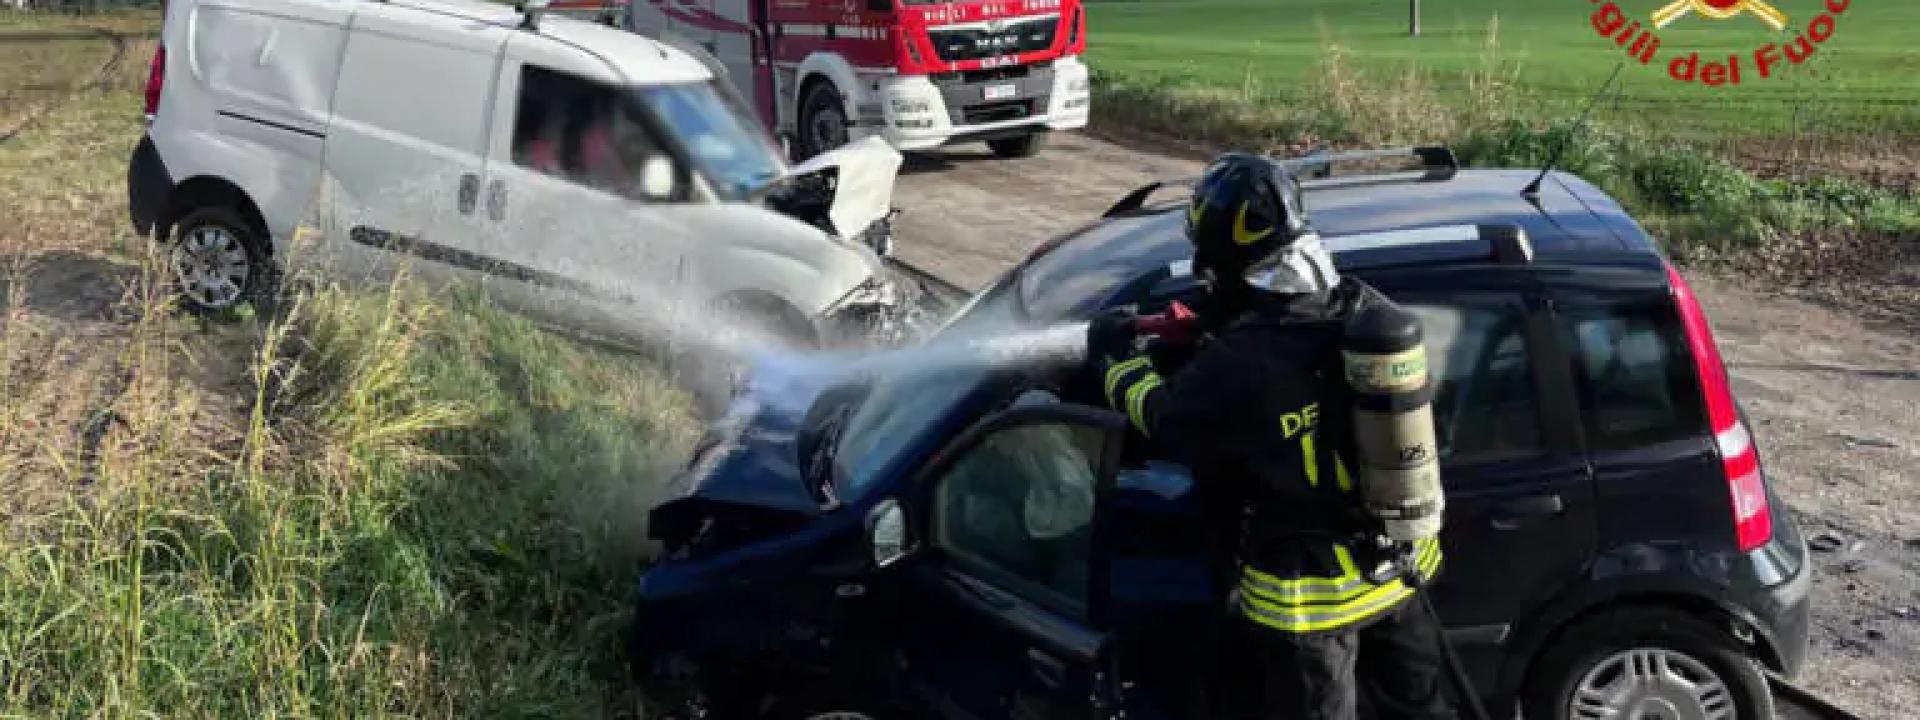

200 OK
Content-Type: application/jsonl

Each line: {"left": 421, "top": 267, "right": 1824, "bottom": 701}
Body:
{"left": 1327, "top": 223, "right": 1534, "bottom": 271}
{"left": 1100, "top": 145, "right": 1459, "bottom": 219}
{"left": 1284, "top": 145, "right": 1458, "bottom": 183}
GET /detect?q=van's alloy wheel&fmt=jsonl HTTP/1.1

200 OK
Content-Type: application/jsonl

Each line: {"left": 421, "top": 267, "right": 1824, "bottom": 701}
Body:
{"left": 1571, "top": 648, "right": 1732, "bottom": 720}
{"left": 167, "top": 207, "right": 268, "bottom": 315}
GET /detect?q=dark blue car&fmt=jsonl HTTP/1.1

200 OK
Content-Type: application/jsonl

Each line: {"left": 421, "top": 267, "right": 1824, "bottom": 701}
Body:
{"left": 632, "top": 151, "right": 1812, "bottom": 720}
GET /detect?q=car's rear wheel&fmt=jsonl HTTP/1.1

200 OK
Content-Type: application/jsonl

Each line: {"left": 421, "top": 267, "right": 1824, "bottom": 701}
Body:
{"left": 167, "top": 206, "right": 272, "bottom": 316}
{"left": 987, "top": 132, "right": 1045, "bottom": 158}
{"left": 1525, "top": 607, "right": 1773, "bottom": 720}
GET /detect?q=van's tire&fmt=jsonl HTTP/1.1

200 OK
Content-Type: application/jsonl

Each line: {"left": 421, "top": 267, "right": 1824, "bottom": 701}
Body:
{"left": 987, "top": 132, "right": 1045, "bottom": 158}
{"left": 796, "top": 80, "right": 849, "bottom": 162}
{"left": 1523, "top": 607, "right": 1774, "bottom": 720}
{"left": 166, "top": 206, "right": 273, "bottom": 317}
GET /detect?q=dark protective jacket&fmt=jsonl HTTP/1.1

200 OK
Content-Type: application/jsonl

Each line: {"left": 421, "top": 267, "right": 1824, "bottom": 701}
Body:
{"left": 1101, "top": 280, "right": 1441, "bottom": 635}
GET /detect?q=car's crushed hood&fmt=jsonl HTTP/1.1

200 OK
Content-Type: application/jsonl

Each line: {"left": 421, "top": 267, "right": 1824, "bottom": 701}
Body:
{"left": 649, "top": 356, "right": 850, "bottom": 547}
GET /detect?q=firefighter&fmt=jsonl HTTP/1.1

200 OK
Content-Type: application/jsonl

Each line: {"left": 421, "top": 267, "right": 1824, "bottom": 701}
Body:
{"left": 1085, "top": 154, "right": 1454, "bottom": 720}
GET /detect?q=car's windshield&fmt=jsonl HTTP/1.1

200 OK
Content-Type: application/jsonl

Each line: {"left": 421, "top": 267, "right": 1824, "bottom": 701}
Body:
{"left": 1012, "top": 209, "right": 1192, "bottom": 322}
{"left": 832, "top": 367, "right": 986, "bottom": 499}
{"left": 635, "top": 82, "right": 786, "bottom": 201}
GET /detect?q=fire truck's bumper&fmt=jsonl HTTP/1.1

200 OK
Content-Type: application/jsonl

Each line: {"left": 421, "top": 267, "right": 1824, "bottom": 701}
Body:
{"left": 864, "top": 56, "right": 1090, "bottom": 151}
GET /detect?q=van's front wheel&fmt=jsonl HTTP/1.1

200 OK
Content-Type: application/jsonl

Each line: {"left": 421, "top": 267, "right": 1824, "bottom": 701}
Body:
{"left": 167, "top": 206, "right": 272, "bottom": 316}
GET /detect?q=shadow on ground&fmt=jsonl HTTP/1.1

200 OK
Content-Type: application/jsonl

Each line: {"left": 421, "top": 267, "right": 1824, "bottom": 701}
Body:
{"left": 0, "top": 251, "right": 139, "bottom": 323}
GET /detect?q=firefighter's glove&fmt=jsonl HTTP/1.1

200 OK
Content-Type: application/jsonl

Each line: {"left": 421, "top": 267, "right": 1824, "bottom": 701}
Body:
{"left": 1145, "top": 336, "right": 1197, "bottom": 374}
{"left": 1084, "top": 307, "right": 1142, "bottom": 370}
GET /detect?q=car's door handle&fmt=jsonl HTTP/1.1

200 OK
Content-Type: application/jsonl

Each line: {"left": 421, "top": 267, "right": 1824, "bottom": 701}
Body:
{"left": 457, "top": 173, "right": 480, "bottom": 215}
{"left": 1489, "top": 494, "right": 1564, "bottom": 530}
{"left": 486, "top": 179, "right": 507, "bottom": 222}
{"left": 1027, "top": 647, "right": 1066, "bottom": 689}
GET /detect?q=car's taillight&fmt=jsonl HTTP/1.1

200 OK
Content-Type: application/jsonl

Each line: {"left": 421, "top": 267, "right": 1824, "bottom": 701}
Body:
{"left": 144, "top": 45, "right": 166, "bottom": 117}
{"left": 1667, "top": 263, "right": 1772, "bottom": 552}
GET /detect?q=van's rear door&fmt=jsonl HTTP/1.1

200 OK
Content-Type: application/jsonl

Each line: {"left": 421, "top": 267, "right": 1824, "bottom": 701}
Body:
{"left": 322, "top": 3, "right": 509, "bottom": 284}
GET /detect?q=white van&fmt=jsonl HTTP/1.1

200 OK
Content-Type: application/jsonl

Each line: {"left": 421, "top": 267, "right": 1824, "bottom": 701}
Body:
{"left": 127, "top": 0, "right": 903, "bottom": 347}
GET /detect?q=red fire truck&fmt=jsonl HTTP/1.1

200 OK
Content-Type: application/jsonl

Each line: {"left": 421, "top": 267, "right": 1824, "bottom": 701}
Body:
{"left": 623, "top": 0, "right": 1090, "bottom": 159}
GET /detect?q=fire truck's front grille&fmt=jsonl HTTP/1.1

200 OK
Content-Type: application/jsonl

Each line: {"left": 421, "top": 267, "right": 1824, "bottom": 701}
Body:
{"left": 926, "top": 15, "right": 1058, "bottom": 63}
{"left": 961, "top": 65, "right": 1031, "bottom": 84}
{"left": 962, "top": 100, "right": 1034, "bottom": 125}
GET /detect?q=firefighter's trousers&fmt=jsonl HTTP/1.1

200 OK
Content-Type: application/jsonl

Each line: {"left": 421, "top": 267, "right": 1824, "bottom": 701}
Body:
{"left": 1247, "top": 597, "right": 1457, "bottom": 720}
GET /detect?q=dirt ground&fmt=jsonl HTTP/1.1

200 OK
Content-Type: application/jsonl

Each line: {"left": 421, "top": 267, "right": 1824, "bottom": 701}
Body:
{"left": 891, "top": 131, "right": 1920, "bottom": 719}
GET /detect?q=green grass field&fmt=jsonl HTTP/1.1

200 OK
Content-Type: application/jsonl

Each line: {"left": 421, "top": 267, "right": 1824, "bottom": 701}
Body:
{"left": 1085, "top": 0, "right": 1920, "bottom": 139}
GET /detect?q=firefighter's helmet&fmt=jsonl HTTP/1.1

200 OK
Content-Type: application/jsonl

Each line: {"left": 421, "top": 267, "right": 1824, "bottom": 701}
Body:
{"left": 1185, "top": 154, "right": 1338, "bottom": 296}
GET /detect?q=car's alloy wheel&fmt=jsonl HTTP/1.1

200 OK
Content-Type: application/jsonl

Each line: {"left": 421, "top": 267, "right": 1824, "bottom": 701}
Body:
{"left": 1570, "top": 647, "right": 1733, "bottom": 720}
{"left": 171, "top": 223, "right": 252, "bottom": 311}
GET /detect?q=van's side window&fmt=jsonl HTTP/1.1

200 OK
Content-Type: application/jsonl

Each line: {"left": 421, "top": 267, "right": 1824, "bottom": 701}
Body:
{"left": 512, "top": 65, "right": 687, "bottom": 201}
{"left": 932, "top": 422, "right": 1102, "bottom": 615}
{"left": 1405, "top": 300, "right": 1546, "bottom": 466}
{"left": 1560, "top": 304, "right": 1706, "bottom": 450}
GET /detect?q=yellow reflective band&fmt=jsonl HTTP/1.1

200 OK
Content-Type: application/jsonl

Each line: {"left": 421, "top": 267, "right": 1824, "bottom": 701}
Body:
{"left": 1103, "top": 357, "right": 1151, "bottom": 404}
{"left": 1233, "top": 201, "right": 1275, "bottom": 247}
{"left": 1334, "top": 455, "right": 1353, "bottom": 492}
{"left": 1301, "top": 432, "right": 1320, "bottom": 488}
{"left": 1125, "top": 374, "right": 1163, "bottom": 436}
{"left": 1334, "top": 545, "right": 1361, "bottom": 576}
{"left": 1189, "top": 197, "right": 1206, "bottom": 230}
{"left": 1239, "top": 580, "right": 1416, "bottom": 633}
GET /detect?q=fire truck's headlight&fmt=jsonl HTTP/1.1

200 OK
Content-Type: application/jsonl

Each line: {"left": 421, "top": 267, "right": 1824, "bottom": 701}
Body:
{"left": 1069, "top": 76, "right": 1090, "bottom": 94}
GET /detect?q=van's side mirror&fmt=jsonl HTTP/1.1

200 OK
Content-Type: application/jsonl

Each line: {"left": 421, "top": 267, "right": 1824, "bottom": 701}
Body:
{"left": 867, "top": 498, "right": 913, "bottom": 568}
{"left": 640, "top": 156, "right": 677, "bottom": 200}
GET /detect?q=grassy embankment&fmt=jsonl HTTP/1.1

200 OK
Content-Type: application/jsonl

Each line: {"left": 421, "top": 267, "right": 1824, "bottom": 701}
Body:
{"left": 1084, "top": 0, "right": 1920, "bottom": 263}
{"left": 1, "top": 12, "right": 699, "bottom": 717}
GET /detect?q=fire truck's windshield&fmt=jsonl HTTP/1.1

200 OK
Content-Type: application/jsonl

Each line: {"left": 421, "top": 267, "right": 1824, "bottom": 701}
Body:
{"left": 637, "top": 82, "right": 786, "bottom": 201}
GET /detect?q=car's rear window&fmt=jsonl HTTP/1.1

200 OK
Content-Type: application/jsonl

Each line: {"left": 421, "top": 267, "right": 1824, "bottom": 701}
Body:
{"left": 1405, "top": 298, "right": 1546, "bottom": 465}
{"left": 1558, "top": 303, "right": 1707, "bottom": 450}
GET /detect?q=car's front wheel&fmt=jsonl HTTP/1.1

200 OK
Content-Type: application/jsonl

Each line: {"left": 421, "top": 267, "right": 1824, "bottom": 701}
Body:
{"left": 1525, "top": 607, "right": 1774, "bottom": 720}
{"left": 167, "top": 206, "right": 272, "bottom": 316}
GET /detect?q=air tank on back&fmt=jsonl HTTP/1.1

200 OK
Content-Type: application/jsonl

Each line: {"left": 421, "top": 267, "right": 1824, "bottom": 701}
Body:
{"left": 1341, "top": 293, "right": 1444, "bottom": 543}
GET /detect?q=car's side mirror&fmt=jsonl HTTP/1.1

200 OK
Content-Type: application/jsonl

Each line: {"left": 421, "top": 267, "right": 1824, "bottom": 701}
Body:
{"left": 640, "top": 155, "right": 677, "bottom": 200}
{"left": 867, "top": 498, "right": 914, "bottom": 568}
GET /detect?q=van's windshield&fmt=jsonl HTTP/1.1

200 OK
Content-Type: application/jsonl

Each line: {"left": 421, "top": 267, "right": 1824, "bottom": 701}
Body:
{"left": 636, "top": 82, "right": 786, "bottom": 201}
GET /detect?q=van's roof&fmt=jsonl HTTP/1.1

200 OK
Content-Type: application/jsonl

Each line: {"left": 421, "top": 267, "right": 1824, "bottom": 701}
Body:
{"left": 392, "top": 0, "right": 713, "bottom": 86}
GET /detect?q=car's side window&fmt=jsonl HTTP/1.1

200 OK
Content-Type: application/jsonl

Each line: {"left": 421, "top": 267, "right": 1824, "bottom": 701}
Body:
{"left": 932, "top": 422, "right": 1105, "bottom": 614}
{"left": 1558, "top": 303, "right": 1705, "bottom": 451}
{"left": 511, "top": 65, "right": 686, "bottom": 201}
{"left": 1405, "top": 299, "right": 1547, "bottom": 466}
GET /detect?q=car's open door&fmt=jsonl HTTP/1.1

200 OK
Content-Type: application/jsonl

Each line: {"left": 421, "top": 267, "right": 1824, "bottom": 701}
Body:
{"left": 888, "top": 400, "right": 1127, "bottom": 720}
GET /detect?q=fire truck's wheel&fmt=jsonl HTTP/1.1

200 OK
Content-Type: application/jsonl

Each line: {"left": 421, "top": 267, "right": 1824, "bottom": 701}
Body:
{"left": 987, "top": 132, "right": 1046, "bottom": 158}
{"left": 797, "top": 80, "right": 849, "bottom": 161}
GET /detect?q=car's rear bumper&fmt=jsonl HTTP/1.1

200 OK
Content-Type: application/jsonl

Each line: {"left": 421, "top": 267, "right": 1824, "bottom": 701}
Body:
{"left": 128, "top": 133, "right": 171, "bottom": 237}
{"left": 1742, "top": 524, "right": 1812, "bottom": 677}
